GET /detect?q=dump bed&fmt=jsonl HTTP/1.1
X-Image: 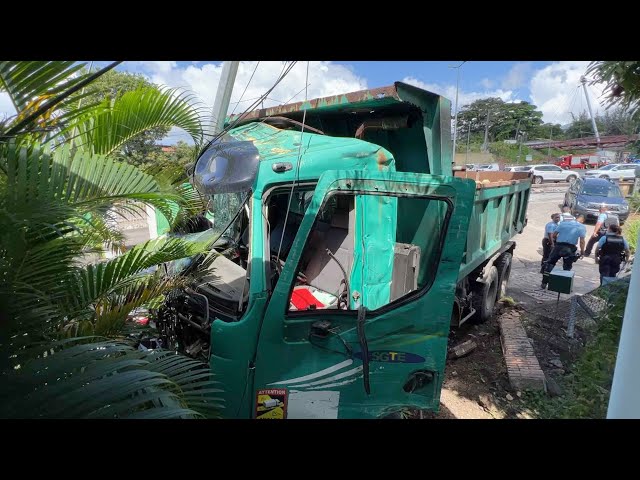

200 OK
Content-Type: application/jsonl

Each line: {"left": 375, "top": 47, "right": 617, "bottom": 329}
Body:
{"left": 453, "top": 170, "right": 532, "bottom": 280}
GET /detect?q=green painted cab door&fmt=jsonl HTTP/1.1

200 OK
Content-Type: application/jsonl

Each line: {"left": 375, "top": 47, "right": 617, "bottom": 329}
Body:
{"left": 251, "top": 170, "right": 475, "bottom": 419}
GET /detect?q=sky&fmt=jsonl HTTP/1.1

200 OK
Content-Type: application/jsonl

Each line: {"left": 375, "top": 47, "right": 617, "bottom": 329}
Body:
{"left": 0, "top": 61, "right": 608, "bottom": 145}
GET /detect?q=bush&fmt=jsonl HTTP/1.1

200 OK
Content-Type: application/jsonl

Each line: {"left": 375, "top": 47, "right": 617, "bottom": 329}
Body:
{"left": 623, "top": 217, "right": 639, "bottom": 253}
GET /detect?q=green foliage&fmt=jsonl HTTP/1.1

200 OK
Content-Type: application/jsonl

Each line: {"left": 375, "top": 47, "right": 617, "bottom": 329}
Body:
{"left": 564, "top": 111, "right": 605, "bottom": 139}
{"left": 456, "top": 97, "right": 544, "bottom": 143}
{"left": 0, "top": 61, "right": 118, "bottom": 142}
{"left": 587, "top": 61, "right": 640, "bottom": 121}
{"left": 0, "top": 141, "right": 209, "bottom": 334}
{"left": 141, "top": 140, "right": 198, "bottom": 176}
{"left": 629, "top": 194, "right": 640, "bottom": 215}
{"left": 623, "top": 216, "right": 639, "bottom": 253}
{"left": 0, "top": 337, "right": 223, "bottom": 419}
{"left": 0, "top": 61, "right": 218, "bottom": 419}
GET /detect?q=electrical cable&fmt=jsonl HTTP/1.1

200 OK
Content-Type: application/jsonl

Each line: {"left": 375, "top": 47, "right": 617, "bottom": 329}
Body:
{"left": 275, "top": 61, "right": 309, "bottom": 265}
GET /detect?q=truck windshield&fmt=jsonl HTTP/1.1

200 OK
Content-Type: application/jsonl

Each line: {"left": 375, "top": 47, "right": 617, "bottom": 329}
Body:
{"left": 581, "top": 183, "right": 622, "bottom": 198}
{"left": 208, "top": 191, "right": 248, "bottom": 239}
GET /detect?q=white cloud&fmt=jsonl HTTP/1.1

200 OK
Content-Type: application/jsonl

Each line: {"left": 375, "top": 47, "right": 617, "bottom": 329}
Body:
{"left": 127, "top": 60, "right": 367, "bottom": 112}
{"left": 480, "top": 78, "right": 494, "bottom": 89}
{"left": 402, "top": 76, "right": 520, "bottom": 113}
{"left": 0, "top": 92, "right": 16, "bottom": 121}
{"left": 121, "top": 61, "right": 368, "bottom": 143}
{"left": 502, "top": 62, "right": 532, "bottom": 89}
{"left": 529, "top": 61, "right": 606, "bottom": 125}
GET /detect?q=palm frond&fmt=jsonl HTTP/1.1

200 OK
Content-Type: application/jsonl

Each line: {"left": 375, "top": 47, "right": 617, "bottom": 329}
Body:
{"left": 67, "top": 237, "right": 209, "bottom": 317}
{"left": 0, "top": 337, "right": 223, "bottom": 419}
{"left": 73, "top": 87, "right": 205, "bottom": 156}
{"left": 0, "top": 61, "right": 120, "bottom": 141}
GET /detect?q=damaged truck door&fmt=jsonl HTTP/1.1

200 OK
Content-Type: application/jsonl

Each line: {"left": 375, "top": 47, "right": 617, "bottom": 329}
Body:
{"left": 252, "top": 170, "right": 475, "bottom": 419}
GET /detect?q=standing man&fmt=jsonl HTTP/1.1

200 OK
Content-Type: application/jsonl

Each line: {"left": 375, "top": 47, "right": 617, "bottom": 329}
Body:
{"left": 584, "top": 206, "right": 619, "bottom": 257}
{"left": 541, "top": 214, "right": 587, "bottom": 289}
{"left": 541, "top": 213, "right": 561, "bottom": 273}
{"left": 595, "top": 224, "right": 631, "bottom": 285}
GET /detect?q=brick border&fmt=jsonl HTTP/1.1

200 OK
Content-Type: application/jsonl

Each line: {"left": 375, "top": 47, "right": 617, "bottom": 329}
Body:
{"left": 499, "top": 316, "right": 546, "bottom": 392}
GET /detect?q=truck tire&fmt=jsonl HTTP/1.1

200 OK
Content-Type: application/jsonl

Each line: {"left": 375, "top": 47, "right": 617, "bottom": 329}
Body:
{"left": 495, "top": 252, "right": 512, "bottom": 299}
{"left": 471, "top": 265, "right": 499, "bottom": 324}
{"left": 533, "top": 176, "right": 543, "bottom": 184}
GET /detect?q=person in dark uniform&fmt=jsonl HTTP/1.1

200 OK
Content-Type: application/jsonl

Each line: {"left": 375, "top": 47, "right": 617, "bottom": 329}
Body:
{"left": 594, "top": 224, "right": 631, "bottom": 285}
{"left": 540, "top": 213, "right": 560, "bottom": 273}
{"left": 541, "top": 214, "right": 586, "bottom": 289}
{"left": 585, "top": 206, "right": 619, "bottom": 257}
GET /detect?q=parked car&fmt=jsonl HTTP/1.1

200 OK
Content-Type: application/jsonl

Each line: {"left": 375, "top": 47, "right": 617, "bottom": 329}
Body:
{"left": 583, "top": 163, "right": 638, "bottom": 181}
{"left": 564, "top": 177, "right": 629, "bottom": 224}
{"left": 504, "top": 165, "right": 532, "bottom": 173}
{"left": 529, "top": 164, "right": 578, "bottom": 184}
{"left": 476, "top": 163, "right": 500, "bottom": 171}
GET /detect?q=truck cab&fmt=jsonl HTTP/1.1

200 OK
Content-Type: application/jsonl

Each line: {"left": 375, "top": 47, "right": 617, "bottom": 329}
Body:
{"left": 157, "top": 82, "right": 530, "bottom": 419}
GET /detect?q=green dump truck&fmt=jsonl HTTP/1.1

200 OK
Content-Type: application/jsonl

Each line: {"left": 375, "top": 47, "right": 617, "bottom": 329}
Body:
{"left": 156, "top": 82, "right": 531, "bottom": 419}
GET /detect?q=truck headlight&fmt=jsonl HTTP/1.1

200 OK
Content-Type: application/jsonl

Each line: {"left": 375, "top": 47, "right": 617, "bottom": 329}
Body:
{"left": 620, "top": 204, "right": 629, "bottom": 211}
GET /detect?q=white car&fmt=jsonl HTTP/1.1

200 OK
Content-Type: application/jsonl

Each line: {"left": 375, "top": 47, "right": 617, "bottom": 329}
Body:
{"left": 504, "top": 165, "right": 532, "bottom": 173}
{"left": 529, "top": 164, "right": 578, "bottom": 184}
{"left": 583, "top": 163, "right": 638, "bottom": 181}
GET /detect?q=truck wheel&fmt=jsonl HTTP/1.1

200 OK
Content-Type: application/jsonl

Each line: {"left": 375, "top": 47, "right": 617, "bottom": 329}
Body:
{"left": 566, "top": 174, "right": 577, "bottom": 183}
{"left": 533, "top": 176, "right": 543, "bottom": 184}
{"left": 471, "top": 265, "right": 499, "bottom": 324}
{"left": 495, "top": 252, "right": 512, "bottom": 299}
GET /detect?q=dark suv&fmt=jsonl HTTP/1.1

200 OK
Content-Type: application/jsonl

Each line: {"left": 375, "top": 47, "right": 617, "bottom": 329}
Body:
{"left": 564, "top": 177, "right": 630, "bottom": 223}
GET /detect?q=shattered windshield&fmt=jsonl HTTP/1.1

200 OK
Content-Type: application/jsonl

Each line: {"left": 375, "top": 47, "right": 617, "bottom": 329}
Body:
{"left": 208, "top": 191, "right": 248, "bottom": 239}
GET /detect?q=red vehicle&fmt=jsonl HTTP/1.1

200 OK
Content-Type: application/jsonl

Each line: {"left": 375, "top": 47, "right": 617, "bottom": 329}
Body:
{"left": 555, "top": 154, "right": 607, "bottom": 170}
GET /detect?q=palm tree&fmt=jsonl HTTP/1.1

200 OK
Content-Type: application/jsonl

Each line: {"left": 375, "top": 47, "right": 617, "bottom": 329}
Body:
{"left": 0, "top": 61, "right": 223, "bottom": 418}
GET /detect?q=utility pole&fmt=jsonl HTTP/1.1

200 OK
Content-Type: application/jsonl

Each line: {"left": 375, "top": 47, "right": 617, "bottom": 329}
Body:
{"left": 482, "top": 110, "right": 491, "bottom": 152}
{"left": 547, "top": 125, "right": 553, "bottom": 159}
{"left": 518, "top": 132, "right": 526, "bottom": 161}
{"left": 514, "top": 117, "right": 522, "bottom": 141}
{"left": 607, "top": 227, "right": 640, "bottom": 418}
{"left": 449, "top": 61, "right": 466, "bottom": 161}
{"left": 581, "top": 75, "right": 601, "bottom": 147}
{"left": 465, "top": 125, "right": 471, "bottom": 163}
{"left": 208, "top": 61, "right": 240, "bottom": 138}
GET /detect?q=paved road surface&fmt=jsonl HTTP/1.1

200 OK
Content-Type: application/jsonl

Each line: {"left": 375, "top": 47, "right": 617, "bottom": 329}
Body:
{"left": 508, "top": 190, "right": 601, "bottom": 306}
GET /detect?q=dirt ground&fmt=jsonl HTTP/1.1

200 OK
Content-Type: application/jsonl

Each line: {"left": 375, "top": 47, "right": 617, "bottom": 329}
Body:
{"left": 425, "top": 299, "right": 594, "bottom": 419}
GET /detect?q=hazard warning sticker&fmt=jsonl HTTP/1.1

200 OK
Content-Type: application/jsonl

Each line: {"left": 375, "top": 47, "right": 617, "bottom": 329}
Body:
{"left": 255, "top": 388, "right": 288, "bottom": 419}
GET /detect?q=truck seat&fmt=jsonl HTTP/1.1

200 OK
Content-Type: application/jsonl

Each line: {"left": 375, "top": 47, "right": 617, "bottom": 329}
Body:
{"left": 301, "top": 203, "right": 354, "bottom": 295}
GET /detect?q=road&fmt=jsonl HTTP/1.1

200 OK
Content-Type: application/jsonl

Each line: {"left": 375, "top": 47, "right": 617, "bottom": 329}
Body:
{"left": 508, "top": 190, "right": 601, "bottom": 305}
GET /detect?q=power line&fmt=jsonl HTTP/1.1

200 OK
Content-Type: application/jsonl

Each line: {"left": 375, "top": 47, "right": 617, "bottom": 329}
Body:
{"left": 276, "top": 61, "right": 310, "bottom": 265}
{"left": 230, "top": 62, "right": 260, "bottom": 117}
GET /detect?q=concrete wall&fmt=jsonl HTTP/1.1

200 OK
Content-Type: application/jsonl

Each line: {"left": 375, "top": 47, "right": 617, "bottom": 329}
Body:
{"left": 454, "top": 152, "right": 496, "bottom": 166}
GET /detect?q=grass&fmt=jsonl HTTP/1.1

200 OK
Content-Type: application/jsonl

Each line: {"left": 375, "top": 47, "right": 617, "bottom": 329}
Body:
{"left": 523, "top": 280, "right": 628, "bottom": 418}
{"left": 623, "top": 215, "right": 639, "bottom": 253}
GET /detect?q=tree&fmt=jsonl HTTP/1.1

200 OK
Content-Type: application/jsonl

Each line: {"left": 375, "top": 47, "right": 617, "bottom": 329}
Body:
{"left": 598, "top": 108, "right": 638, "bottom": 136}
{"left": 456, "top": 97, "right": 544, "bottom": 143}
{"left": 587, "top": 61, "right": 640, "bottom": 121}
{"left": 530, "top": 122, "right": 565, "bottom": 141}
{"left": 564, "top": 111, "right": 605, "bottom": 139}
{"left": 143, "top": 140, "right": 198, "bottom": 176}
{"left": 0, "top": 62, "right": 220, "bottom": 419}
{"left": 81, "top": 70, "right": 171, "bottom": 166}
